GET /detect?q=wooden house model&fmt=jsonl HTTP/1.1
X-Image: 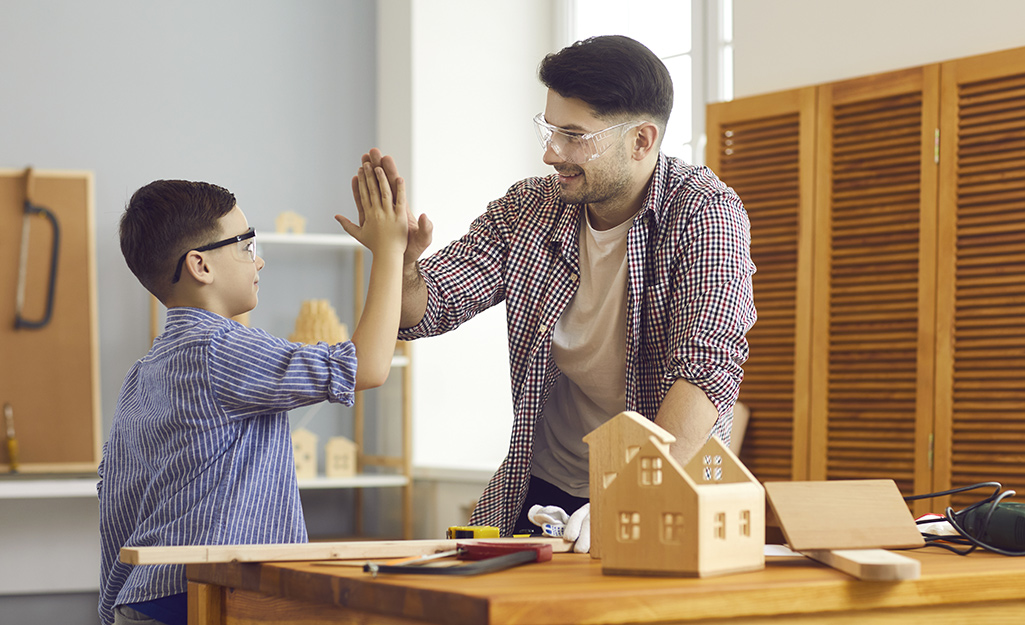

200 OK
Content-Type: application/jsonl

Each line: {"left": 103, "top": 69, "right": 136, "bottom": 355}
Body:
{"left": 291, "top": 427, "right": 318, "bottom": 480}
{"left": 583, "top": 411, "right": 676, "bottom": 559}
{"left": 587, "top": 412, "right": 765, "bottom": 577}
{"left": 325, "top": 435, "right": 358, "bottom": 478}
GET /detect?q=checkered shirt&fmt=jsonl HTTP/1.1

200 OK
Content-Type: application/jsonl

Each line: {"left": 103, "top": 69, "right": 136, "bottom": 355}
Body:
{"left": 398, "top": 153, "right": 756, "bottom": 534}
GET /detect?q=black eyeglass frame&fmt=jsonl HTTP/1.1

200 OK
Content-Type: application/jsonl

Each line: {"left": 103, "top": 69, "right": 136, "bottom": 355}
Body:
{"left": 171, "top": 227, "right": 256, "bottom": 284}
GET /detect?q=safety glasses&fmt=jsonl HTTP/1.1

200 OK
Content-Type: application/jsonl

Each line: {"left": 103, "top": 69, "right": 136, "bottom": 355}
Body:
{"left": 172, "top": 227, "right": 256, "bottom": 283}
{"left": 533, "top": 113, "right": 646, "bottom": 164}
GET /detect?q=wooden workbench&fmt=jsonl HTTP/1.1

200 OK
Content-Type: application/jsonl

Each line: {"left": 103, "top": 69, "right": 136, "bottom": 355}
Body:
{"left": 187, "top": 549, "right": 1025, "bottom": 624}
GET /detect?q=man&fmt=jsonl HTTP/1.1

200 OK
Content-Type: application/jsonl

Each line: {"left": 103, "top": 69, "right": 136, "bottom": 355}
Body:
{"left": 349, "top": 35, "right": 756, "bottom": 539}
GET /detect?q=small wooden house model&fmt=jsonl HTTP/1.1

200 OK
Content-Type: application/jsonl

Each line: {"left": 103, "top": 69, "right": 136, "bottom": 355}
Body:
{"left": 291, "top": 427, "right": 318, "bottom": 480}
{"left": 325, "top": 436, "right": 358, "bottom": 478}
{"left": 588, "top": 413, "right": 765, "bottom": 578}
{"left": 583, "top": 411, "right": 676, "bottom": 559}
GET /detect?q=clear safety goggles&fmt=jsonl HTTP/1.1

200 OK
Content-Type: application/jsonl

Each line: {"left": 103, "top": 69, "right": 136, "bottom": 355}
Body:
{"left": 532, "top": 113, "right": 646, "bottom": 164}
{"left": 172, "top": 227, "right": 257, "bottom": 283}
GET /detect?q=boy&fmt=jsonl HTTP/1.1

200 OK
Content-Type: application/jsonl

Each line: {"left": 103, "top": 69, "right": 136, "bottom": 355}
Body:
{"left": 98, "top": 163, "right": 406, "bottom": 625}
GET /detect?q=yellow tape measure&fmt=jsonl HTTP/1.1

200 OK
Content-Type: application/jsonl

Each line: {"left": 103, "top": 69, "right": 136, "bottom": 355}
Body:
{"left": 446, "top": 525, "right": 500, "bottom": 539}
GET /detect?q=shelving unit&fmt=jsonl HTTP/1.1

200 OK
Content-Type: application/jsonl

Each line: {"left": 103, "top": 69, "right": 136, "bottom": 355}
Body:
{"left": 148, "top": 231, "right": 413, "bottom": 539}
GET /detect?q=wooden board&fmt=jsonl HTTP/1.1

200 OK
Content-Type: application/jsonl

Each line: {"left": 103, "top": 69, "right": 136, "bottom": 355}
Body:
{"left": 765, "top": 479, "right": 924, "bottom": 551}
{"left": 123, "top": 537, "right": 571, "bottom": 565}
{"left": 802, "top": 548, "right": 920, "bottom": 581}
{"left": 0, "top": 169, "right": 100, "bottom": 472}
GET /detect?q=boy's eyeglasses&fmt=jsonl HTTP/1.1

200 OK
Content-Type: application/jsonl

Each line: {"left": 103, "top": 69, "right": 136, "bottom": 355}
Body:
{"left": 172, "top": 227, "right": 257, "bottom": 283}
{"left": 533, "top": 113, "right": 646, "bottom": 164}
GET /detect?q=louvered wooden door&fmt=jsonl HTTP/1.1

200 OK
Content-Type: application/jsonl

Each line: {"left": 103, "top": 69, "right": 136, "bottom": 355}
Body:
{"left": 935, "top": 47, "right": 1025, "bottom": 509}
{"left": 809, "top": 67, "right": 940, "bottom": 504}
{"left": 707, "top": 88, "right": 817, "bottom": 482}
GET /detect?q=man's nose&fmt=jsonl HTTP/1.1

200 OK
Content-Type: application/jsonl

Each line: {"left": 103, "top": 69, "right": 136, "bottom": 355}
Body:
{"left": 542, "top": 142, "right": 564, "bottom": 166}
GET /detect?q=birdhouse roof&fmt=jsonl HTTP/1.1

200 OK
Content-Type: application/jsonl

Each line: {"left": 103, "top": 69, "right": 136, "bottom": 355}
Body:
{"left": 583, "top": 411, "right": 676, "bottom": 448}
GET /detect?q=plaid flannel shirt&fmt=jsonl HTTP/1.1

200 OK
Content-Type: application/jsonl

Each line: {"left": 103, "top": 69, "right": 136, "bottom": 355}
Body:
{"left": 399, "top": 153, "right": 756, "bottom": 534}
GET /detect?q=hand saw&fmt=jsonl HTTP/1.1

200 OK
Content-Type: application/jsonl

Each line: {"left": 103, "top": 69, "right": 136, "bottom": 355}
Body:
{"left": 363, "top": 541, "right": 553, "bottom": 577}
{"left": 15, "top": 168, "right": 61, "bottom": 330}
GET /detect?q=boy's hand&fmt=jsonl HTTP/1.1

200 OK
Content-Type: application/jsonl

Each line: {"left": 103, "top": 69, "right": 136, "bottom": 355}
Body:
{"left": 346, "top": 149, "right": 433, "bottom": 266}
{"left": 336, "top": 162, "right": 407, "bottom": 256}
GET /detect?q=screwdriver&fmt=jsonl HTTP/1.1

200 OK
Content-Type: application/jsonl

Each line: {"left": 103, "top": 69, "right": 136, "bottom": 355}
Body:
{"left": 4, "top": 403, "right": 18, "bottom": 473}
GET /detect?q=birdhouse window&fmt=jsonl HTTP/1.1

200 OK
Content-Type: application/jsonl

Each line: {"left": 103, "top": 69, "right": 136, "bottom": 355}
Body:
{"left": 714, "top": 512, "right": 726, "bottom": 539}
{"left": 618, "top": 511, "right": 641, "bottom": 542}
{"left": 740, "top": 510, "right": 751, "bottom": 537}
{"left": 626, "top": 445, "right": 641, "bottom": 463}
{"left": 661, "top": 512, "right": 685, "bottom": 544}
{"left": 702, "top": 454, "right": 724, "bottom": 482}
{"left": 639, "top": 456, "right": 663, "bottom": 486}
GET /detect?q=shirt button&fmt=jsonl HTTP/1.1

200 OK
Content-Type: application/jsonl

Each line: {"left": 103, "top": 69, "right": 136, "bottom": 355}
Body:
{"left": 539, "top": 324, "right": 548, "bottom": 334}
{"left": 570, "top": 273, "right": 579, "bottom": 282}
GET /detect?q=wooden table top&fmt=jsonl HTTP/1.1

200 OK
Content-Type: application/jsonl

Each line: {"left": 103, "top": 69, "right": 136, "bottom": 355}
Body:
{"left": 187, "top": 549, "right": 1025, "bottom": 624}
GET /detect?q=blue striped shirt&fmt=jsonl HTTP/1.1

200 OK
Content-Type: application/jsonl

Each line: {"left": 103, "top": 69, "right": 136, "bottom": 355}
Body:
{"left": 97, "top": 307, "right": 357, "bottom": 624}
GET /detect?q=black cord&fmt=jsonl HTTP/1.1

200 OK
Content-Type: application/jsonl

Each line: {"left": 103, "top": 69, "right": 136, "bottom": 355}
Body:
{"left": 903, "top": 482, "right": 1025, "bottom": 557}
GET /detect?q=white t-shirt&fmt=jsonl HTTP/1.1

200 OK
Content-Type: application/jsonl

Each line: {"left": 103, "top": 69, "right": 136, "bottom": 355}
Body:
{"left": 530, "top": 209, "right": 633, "bottom": 496}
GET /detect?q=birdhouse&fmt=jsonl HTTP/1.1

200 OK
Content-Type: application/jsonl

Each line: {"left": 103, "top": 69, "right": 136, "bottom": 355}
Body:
{"left": 325, "top": 436, "right": 358, "bottom": 478}
{"left": 290, "top": 300, "right": 349, "bottom": 345}
{"left": 597, "top": 432, "right": 765, "bottom": 577}
{"left": 582, "top": 411, "right": 676, "bottom": 559}
{"left": 274, "top": 210, "right": 307, "bottom": 234}
{"left": 291, "top": 427, "right": 318, "bottom": 480}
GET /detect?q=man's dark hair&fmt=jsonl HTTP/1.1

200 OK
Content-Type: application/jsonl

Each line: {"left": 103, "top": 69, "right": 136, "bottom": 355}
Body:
{"left": 538, "top": 35, "right": 673, "bottom": 136}
{"left": 119, "top": 180, "right": 236, "bottom": 302}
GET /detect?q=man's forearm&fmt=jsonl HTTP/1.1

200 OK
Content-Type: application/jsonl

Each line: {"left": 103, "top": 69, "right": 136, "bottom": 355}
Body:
{"left": 400, "top": 260, "right": 428, "bottom": 329}
{"left": 653, "top": 379, "right": 720, "bottom": 466}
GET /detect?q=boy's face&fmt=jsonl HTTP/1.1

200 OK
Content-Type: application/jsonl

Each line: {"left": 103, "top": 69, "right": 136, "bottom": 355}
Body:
{"left": 207, "top": 205, "right": 264, "bottom": 317}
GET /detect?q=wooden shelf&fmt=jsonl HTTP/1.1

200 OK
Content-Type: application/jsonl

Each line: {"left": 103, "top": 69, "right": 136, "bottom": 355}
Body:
{"left": 297, "top": 475, "right": 409, "bottom": 490}
{"left": 257, "top": 232, "right": 361, "bottom": 248}
{"left": 0, "top": 476, "right": 99, "bottom": 499}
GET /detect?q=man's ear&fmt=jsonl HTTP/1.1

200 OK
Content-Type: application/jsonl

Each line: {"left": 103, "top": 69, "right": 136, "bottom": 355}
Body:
{"left": 631, "top": 122, "right": 660, "bottom": 160}
{"left": 183, "top": 250, "right": 214, "bottom": 285}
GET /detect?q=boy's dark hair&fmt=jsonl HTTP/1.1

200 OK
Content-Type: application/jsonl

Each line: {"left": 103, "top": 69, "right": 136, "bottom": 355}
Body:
{"left": 538, "top": 35, "right": 673, "bottom": 138}
{"left": 120, "top": 180, "right": 236, "bottom": 302}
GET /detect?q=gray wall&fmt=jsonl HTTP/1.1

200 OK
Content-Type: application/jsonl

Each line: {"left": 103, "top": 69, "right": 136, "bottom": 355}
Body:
{"left": 0, "top": 0, "right": 377, "bottom": 436}
{"left": 0, "top": 1, "right": 376, "bottom": 622}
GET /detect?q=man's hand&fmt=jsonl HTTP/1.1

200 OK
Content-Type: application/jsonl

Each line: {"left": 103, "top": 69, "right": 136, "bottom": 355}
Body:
{"left": 564, "top": 503, "right": 590, "bottom": 554}
{"left": 347, "top": 148, "right": 433, "bottom": 266}
{"left": 337, "top": 162, "right": 407, "bottom": 257}
{"left": 527, "top": 503, "right": 591, "bottom": 553}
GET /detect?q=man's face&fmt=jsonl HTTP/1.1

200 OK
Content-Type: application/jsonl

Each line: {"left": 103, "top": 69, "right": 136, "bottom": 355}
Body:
{"left": 540, "top": 90, "right": 635, "bottom": 208}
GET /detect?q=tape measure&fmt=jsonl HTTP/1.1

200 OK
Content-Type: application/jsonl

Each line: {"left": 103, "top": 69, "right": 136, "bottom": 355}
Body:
{"left": 446, "top": 525, "right": 500, "bottom": 539}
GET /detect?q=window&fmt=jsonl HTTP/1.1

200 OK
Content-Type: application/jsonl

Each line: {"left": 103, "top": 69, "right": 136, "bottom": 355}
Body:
{"left": 619, "top": 511, "right": 641, "bottom": 541}
{"left": 714, "top": 511, "right": 726, "bottom": 539}
{"left": 639, "top": 455, "right": 663, "bottom": 486}
{"left": 662, "top": 512, "right": 685, "bottom": 544}
{"left": 565, "top": 0, "right": 734, "bottom": 165}
{"left": 740, "top": 509, "right": 751, "bottom": 537}
{"left": 702, "top": 454, "right": 724, "bottom": 482}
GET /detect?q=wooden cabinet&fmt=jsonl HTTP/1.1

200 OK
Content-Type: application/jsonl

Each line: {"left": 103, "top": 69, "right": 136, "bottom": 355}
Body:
{"left": 709, "top": 46, "right": 1025, "bottom": 515}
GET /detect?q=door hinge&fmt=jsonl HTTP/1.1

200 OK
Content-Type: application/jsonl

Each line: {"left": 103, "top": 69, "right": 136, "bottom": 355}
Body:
{"left": 928, "top": 432, "right": 934, "bottom": 470}
{"left": 934, "top": 128, "right": 940, "bottom": 164}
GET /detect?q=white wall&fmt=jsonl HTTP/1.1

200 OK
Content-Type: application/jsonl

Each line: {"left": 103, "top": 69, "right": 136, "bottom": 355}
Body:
{"left": 379, "top": 0, "right": 556, "bottom": 471}
{"left": 733, "top": 0, "right": 1025, "bottom": 98}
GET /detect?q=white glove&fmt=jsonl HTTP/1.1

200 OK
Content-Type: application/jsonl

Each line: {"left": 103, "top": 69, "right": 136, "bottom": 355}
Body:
{"left": 527, "top": 503, "right": 590, "bottom": 553}
{"left": 527, "top": 504, "right": 569, "bottom": 537}
{"left": 564, "top": 503, "right": 590, "bottom": 553}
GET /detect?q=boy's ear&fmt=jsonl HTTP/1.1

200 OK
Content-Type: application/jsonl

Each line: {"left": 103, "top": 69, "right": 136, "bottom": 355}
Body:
{"left": 183, "top": 250, "right": 215, "bottom": 285}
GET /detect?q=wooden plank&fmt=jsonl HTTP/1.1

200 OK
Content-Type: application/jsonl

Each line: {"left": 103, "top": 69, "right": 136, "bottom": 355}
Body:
{"left": 123, "top": 537, "right": 571, "bottom": 565}
{"left": 765, "top": 479, "right": 924, "bottom": 551}
{"left": 802, "top": 548, "right": 921, "bottom": 581}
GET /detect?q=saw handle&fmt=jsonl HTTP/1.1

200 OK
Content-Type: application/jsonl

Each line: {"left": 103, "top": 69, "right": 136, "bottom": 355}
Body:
{"left": 15, "top": 200, "right": 60, "bottom": 330}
